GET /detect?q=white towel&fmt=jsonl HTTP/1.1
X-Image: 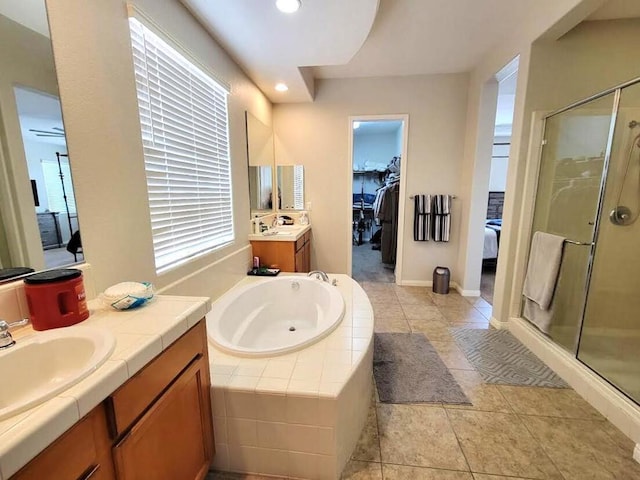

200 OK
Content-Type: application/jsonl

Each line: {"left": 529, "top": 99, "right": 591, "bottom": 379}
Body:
{"left": 523, "top": 231, "right": 565, "bottom": 333}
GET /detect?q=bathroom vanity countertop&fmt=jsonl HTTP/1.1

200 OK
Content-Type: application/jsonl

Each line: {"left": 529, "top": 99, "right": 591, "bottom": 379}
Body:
{"left": 248, "top": 223, "right": 311, "bottom": 242}
{"left": 0, "top": 294, "right": 211, "bottom": 479}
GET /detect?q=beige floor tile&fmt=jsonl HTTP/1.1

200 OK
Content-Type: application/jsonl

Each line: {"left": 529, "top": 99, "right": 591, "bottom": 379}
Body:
{"left": 430, "top": 341, "right": 475, "bottom": 370}
{"left": 430, "top": 293, "right": 470, "bottom": 308}
{"left": 447, "top": 410, "right": 561, "bottom": 479}
{"left": 445, "top": 370, "right": 512, "bottom": 413}
{"left": 374, "top": 316, "right": 411, "bottom": 333}
{"left": 360, "top": 281, "right": 394, "bottom": 293}
{"left": 439, "top": 307, "right": 488, "bottom": 325}
{"left": 402, "top": 304, "right": 443, "bottom": 320}
{"left": 463, "top": 297, "right": 492, "bottom": 309}
{"left": 499, "top": 386, "right": 604, "bottom": 420}
{"left": 600, "top": 420, "right": 637, "bottom": 453}
{"left": 366, "top": 289, "right": 401, "bottom": 305}
{"left": 408, "top": 319, "right": 454, "bottom": 342}
{"left": 472, "top": 475, "right": 531, "bottom": 480}
{"left": 394, "top": 286, "right": 435, "bottom": 306}
{"left": 352, "top": 403, "right": 381, "bottom": 462}
{"left": 341, "top": 461, "right": 383, "bottom": 480}
{"left": 373, "top": 303, "right": 406, "bottom": 320}
{"left": 474, "top": 307, "right": 493, "bottom": 320}
{"left": 382, "top": 464, "right": 473, "bottom": 479}
{"left": 521, "top": 415, "right": 640, "bottom": 480}
{"left": 377, "top": 404, "right": 469, "bottom": 471}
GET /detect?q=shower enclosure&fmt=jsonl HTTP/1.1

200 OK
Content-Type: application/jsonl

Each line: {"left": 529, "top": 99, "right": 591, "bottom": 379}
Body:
{"left": 527, "top": 77, "right": 640, "bottom": 404}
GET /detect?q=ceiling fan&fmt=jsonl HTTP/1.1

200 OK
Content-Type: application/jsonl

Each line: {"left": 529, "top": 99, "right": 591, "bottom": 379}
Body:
{"left": 29, "top": 126, "right": 65, "bottom": 138}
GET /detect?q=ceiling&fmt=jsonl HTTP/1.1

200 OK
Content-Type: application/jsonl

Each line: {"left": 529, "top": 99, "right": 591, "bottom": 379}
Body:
{"left": 588, "top": 0, "right": 640, "bottom": 21}
{"left": 14, "top": 87, "right": 67, "bottom": 147}
{"left": 0, "top": 0, "right": 48, "bottom": 37}
{"left": 182, "top": 0, "right": 560, "bottom": 104}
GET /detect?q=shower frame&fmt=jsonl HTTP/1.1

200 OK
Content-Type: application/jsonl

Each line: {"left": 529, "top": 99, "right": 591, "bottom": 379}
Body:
{"left": 526, "top": 75, "right": 640, "bottom": 405}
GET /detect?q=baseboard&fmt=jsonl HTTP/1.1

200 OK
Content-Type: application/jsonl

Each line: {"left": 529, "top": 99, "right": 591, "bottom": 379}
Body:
{"left": 509, "top": 316, "right": 640, "bottom": 446}
{"left": 398, "top": 280, "right": 432, "bottom": 287}
{"left": 489, "top": 317, "right": 508, "bottom": 329}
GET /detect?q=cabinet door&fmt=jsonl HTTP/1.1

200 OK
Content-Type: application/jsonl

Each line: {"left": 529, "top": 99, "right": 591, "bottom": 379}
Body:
{"left": 113, "top": 358, "right": 214, "bottom": 480}
{"left": 304, "top": 239, "right": 311, "bottom": 272}
{"left": 12, "top": 405, "right": 115, "bottom": 480}
{"left": 295, "top": 246, "right": 304, "bottom": 272}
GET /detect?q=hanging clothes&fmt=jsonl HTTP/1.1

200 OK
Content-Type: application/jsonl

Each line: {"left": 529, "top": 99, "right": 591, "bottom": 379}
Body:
{"left": 380, "top": 183, "right": 400, "bottom": 264}
{"left": 432, "top": 194, "right": 452, "bottom": 242}
{"left": 413, "top": 194, "right": 432, "bottom": 241}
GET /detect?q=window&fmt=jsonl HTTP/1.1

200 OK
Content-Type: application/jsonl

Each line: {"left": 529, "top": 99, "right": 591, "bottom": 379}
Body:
{"left": 293, "top": 165, "right": 304, "bottom": 210}
{"left": 128, "top": 17, "right": 233, "bottom": 273}
{"left": 42, "top": 159, "right": 76, "bottom": 214}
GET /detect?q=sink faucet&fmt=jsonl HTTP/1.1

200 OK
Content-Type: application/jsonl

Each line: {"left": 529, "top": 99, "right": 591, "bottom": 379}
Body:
{"left": 0, "top": 319, "right": 29, "bottom": 349}
{"left": 308, "top": 270, "right": 329, "bottom": 282}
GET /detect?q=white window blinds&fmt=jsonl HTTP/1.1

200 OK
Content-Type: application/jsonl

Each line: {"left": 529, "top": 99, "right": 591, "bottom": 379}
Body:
{"left": 128, "top": 18, "right": 234, "bottom": 273}
{"left": 293, "top": 165, "right": 304, "bottom": 210}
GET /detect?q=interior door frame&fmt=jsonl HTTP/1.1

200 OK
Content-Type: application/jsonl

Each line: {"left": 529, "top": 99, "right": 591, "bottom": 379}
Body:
{"left": 346, "top": 114, "right": 409, "bottom": 284}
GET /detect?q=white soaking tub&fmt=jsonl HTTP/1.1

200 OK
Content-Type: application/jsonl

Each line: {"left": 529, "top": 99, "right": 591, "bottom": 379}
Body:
{"left": 206, "top": 274, "right": 374, "bottom": 479}
{"left": 207, "top": 276, "right": 345, "bottom": 357}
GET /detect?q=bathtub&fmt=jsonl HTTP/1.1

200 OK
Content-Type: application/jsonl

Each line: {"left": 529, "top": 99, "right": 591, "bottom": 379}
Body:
{"left": 206, "top": 274, "right": 374, "bottom": 479}
{"left": 207, "top": 276, "right": 345, "bottom": 357}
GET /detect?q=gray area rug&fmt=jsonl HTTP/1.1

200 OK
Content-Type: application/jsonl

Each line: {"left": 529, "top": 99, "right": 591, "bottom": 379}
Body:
{"left": 451, "top": 328, "right": 568, "bottom": 388}
{"left": 373, "top": 333, "right": 471, "bottom": 404}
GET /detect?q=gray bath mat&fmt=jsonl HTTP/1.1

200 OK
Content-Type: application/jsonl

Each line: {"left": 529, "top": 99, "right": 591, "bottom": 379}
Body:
{"left": 451, "top": 329, "right": 568, "bottom": 388}
{"left": 373, "top": 333, "right": 471, "bottom": 404}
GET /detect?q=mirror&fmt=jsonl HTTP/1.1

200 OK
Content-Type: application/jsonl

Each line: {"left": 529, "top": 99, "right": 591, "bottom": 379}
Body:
{"left": 245, "top": 111, "right": 275, "bottom": 217}
{"left": 0, "top": 2, "right": 81, "bottom": 277}
{"left": 248, "top": 166, "right": 273, "bottom": 211}
{"left": 276, "top": 165, "right": 305, "bottom": 210}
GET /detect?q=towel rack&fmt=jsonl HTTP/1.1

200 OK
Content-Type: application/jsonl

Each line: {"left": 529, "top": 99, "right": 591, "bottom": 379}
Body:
{"left": 409, "top": 194, "right": 457, "bottom": 199}
{"left": 564, "top": 239, "right": 593, "bottom": 246}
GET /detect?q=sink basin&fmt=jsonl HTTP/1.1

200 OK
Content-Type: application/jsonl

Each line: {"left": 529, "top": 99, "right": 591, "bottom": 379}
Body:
{"left": 0, "top": 326, "right": 115, "bottom": 420}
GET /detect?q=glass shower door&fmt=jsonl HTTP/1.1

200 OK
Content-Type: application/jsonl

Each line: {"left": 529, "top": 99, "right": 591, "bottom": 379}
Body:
{"left": 527, "top": 94, "right": 615, "bottom": 351}
{"left": 578, "top": 82, "right": 640, "bottom": 403}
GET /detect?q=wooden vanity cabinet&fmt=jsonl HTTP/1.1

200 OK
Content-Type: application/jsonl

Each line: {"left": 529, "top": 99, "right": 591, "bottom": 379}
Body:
{"left": 251, "top": 229, "right": 311, "bottom": 273}
{"left": 10, "top": 320, "right": 214, "bottom": 480}
{"left": 11, "top": 404, "right": 115, "bottom": 480}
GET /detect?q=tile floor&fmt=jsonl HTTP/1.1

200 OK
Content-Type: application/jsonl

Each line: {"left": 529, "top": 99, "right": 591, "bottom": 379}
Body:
{"left": 208, "top": 284, "right": 640, "bottom": 480}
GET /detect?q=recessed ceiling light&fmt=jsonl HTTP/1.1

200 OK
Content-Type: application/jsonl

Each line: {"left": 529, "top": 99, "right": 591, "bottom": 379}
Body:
{"left": 275, "top": 83, "right": 289, "bottom": 92}
{"left": 276, "top": 0, "right": 301, "bottom": 14}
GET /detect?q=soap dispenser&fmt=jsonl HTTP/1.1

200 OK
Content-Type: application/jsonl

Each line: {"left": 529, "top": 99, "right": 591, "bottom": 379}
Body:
{"left": 299, "top": 211, "right": 309, "bottom": 225}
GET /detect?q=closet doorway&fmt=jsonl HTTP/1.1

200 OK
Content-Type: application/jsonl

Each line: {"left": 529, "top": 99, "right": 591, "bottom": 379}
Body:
{"left": 348, "top": 116, "right": 408, "bottom": 284}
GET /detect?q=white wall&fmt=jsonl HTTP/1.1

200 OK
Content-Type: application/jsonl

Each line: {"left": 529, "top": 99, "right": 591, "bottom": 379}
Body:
{"left": 46, "top": 0, "right": 272, "bottom": 297}
{"left": 274, "top": 74, "right": 469, "bottom": 284}
{"left": 353, "top": 131, "right": 399, "bottom": 170}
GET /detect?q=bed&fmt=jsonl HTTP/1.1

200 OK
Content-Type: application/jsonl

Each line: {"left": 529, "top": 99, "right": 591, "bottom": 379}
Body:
{"left": 483, "top": 219, "right": 502, "bottom": 260}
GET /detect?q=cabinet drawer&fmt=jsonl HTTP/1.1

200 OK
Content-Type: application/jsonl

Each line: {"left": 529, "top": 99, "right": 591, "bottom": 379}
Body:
{"left": 12, "top": 405, "right": 113, "bottom": 480}
{"left": 295, "top": 236, "right": 305, "bottom": 252}
{"left": 108, "top": 321, "right": 206, "bottom": 436}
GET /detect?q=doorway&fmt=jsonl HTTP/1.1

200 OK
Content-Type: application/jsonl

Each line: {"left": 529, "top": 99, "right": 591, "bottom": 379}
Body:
{"left": 480, "top": 58, "right": 519, "bottom": 304}
{"left": 349, "top": 117, "right": 407, "bottom": 283}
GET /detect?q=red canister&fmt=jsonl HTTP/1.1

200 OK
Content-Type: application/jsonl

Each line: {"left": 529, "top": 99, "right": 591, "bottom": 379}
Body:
{"left": 24, "top": 269, "right": 90, "bottom": 330}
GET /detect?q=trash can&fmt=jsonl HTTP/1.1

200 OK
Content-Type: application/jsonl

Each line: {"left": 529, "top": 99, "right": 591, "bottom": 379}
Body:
{"left": 433, "top": 266, "right": 450, "bottom": 295}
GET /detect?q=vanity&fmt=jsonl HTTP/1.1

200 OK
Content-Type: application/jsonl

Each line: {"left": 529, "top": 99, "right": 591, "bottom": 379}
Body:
{"left": 0, "top": 295, "right": 213, "bottom": 480}
{"left": 249, "top": 224, "right": 311, "bottom": 272}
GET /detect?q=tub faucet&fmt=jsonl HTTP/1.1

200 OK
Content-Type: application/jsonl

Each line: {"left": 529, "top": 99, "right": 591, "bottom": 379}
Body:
{"left": 0, "top": 319, "right": 29, "bottom": 349}
{"left": 308, "top": 270, "right": 329, "bottom": 282}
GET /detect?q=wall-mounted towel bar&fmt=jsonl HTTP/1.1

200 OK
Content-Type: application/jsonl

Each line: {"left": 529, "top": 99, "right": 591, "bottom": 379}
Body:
{"left": 409, "top": 195, "right": 457, "bottom": 199}
{"left": 564, "top": 239, "right": 593, "bottom": 246}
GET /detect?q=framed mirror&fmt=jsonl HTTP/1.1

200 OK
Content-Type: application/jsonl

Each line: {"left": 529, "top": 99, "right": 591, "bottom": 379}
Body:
{"left": 0, "top": 2, "right": 81, "bottom": 279}
{"left": 276, "top": 165, "right": 305, "bottom": 211}
{"left": 245, "top": 111, "right": 275, "bottom": 218}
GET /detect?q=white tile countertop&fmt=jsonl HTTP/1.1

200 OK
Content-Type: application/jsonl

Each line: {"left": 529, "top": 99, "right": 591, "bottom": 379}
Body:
{"left": 248, "top": 224, "right": 311, "bottom": 242}
{"left": 0, "top": 294, "right": 211, "bottom": 479}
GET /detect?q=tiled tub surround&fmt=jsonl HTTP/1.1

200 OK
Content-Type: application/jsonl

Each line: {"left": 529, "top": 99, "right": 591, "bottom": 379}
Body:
{"left": 207, "top": 274, "right": 374, "bottom": 479}
{"left": 0, "top": 294, "right": 211, "bottom": 479}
